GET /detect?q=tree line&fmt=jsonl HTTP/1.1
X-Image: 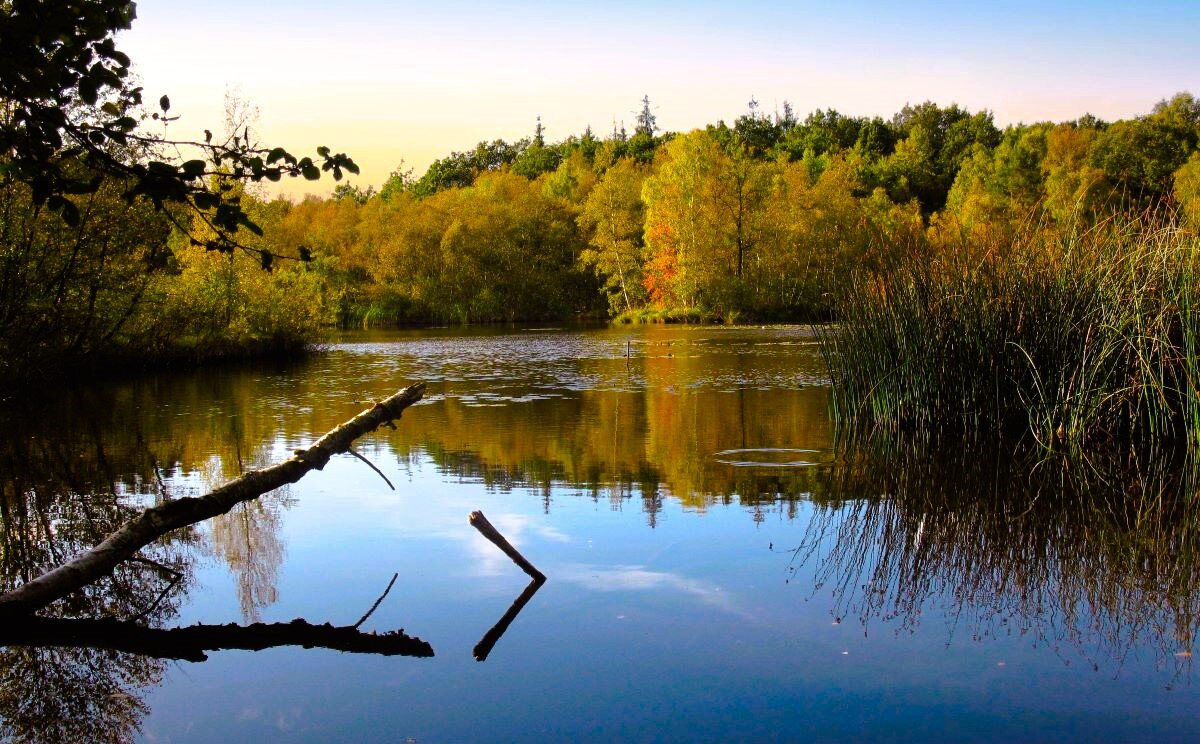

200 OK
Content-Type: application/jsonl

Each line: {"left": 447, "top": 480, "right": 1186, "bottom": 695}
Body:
{"left": 3, "top": 91, "right": 1199, "bottom": 383}
{"left": 265, "top": 92, "right": 1200, "bottom": 325}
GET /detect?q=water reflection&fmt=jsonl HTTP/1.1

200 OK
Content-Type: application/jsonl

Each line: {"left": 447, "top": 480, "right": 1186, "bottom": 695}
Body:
{"left": 794, "top": 435, "right": 1200, "bottom": 679}
{"left": 3, "top": 327, "right": 1200, "bottom": 740}
{"left": 0, "top": 383, "right": 426, "bottom": 743}
{"left": 474, "top": 578, "right": 545, "bottom": 662}
{"left": 0, "top": 397, "right": 193, "bottom": 743}
{"left": 211, "top": 493, "right": 291, "bottom": 622}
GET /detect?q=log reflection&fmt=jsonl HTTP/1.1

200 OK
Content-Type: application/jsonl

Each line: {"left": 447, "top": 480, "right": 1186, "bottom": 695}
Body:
{"left": 0, "top": 616, "right": 433, "bottom": 662}
{"left": 474, "top": 577, "right": 545, "bottom": 662}
{"left": 794, "top": 435, "right": 1200, "bottom": 673}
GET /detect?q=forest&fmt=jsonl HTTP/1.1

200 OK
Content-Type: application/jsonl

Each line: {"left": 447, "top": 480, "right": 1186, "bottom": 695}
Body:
{"left": 3, "top": 77, "right": 1200, "bottom": 394}
{"left": 231, "top": 92, "right": 1200, "bottom": 327}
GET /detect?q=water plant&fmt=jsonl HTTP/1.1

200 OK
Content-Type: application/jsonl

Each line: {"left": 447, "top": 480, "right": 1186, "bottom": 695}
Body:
{"left": 824, "top": 213, "right": 1200, "bottom": 450}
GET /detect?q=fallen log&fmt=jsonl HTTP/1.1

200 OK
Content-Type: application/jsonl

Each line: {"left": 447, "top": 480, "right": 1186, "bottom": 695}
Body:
{"left": 0, "top": 383, "right": 426, "bottom": 619}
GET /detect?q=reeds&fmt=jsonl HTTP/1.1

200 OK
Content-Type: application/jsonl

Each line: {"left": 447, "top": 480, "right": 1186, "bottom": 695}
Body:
{"left": 824, "top": 214, "right": 1200, "bottom": 450}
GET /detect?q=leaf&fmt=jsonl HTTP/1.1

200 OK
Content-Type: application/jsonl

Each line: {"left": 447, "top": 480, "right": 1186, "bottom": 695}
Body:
{"left": 80, "top": 79, "right": 99, "bottom": 105}
{"left": 159, "top": 95, "right": 170, "bottom": 112}
{"left": 60, "top": 200, "right": 81, "bottom": 226}
{"left": 181, "top": 160, "right": 206, "bottom": 178}
{"left": 237, "top": 212, "right": 265, "bottom": 237}
{"left": 298, "top": 245, "right": 313, "bottom": 262}
{"left": 259, "top": 250, "right": 274, "bottom": 271}
{"left": 48, "top": 196, "right": 80, "bottom": 226}
{"left": 302, "top": 165, "right": 320, "bottom": 181}
{"left": 147, "top": 161, "right": 177, "bottom": 177}
{"left": 205, "top": 129, "right": 213, "bottom": 144}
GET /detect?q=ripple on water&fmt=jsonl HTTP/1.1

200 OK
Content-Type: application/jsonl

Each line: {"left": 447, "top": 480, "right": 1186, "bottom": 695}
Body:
{"left": 327, "top": 326, "right": 829, "bottom": 394}
{"left": 712, "top": 448, "right": 827, "bottom": 468}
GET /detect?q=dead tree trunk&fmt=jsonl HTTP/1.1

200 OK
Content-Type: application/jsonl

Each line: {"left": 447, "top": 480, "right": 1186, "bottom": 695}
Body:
{"left": 0, "top": 383, "right": 426, "bottom": 619}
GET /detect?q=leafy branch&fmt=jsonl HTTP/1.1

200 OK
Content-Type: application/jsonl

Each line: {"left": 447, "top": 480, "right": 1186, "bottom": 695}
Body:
{"left": 0, "top": 0, "right": 355, "bottom": 261}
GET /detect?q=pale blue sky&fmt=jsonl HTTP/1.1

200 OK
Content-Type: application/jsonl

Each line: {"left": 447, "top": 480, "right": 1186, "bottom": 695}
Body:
{"left": 120, "top": 0, "right": 1200, "bottom": 197}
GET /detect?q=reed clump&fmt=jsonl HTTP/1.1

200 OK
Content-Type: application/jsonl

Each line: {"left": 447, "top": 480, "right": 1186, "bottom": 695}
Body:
{"left": 825, "top": 215, "right": 1200, "bottom": 449}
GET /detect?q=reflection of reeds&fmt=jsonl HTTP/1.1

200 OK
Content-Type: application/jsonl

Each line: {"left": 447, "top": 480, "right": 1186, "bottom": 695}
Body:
{"left": 795, "top": 432, "right": 1200, "bottom": 676}
{"left": 825, "top": 216, "right": 1200, "bottom": 449}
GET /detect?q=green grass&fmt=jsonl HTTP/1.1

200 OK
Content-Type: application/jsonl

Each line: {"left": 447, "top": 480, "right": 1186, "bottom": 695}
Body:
{"left": 823, "top": 216, "right": 1200, "bottom": 450}
{"left": 611, "top": 307, "right": 710, "bottom": 325}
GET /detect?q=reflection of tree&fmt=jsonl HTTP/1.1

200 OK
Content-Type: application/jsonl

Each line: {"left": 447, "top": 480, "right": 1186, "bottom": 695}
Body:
{"left": 0, "top": 421, "right": 192, "bottom": 744}
{"left": 0, "top": 384, "right": 430, "bottom": 744}
{"left": 398, "top": 385, "right": 831, "bottom": 518}
{"left": 793, "top": 435, "right": 1200, "bottom": 675}
{"left": 6, "top": 328, "right": 835, "bottom": 527}
{"left": 211, "top": 491, "right": 292, "bottom": 622}
{"left": 0, "top": 644, "right": 158, "bottom": 744}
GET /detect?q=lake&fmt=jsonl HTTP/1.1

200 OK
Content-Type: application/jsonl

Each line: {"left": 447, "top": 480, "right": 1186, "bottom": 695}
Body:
{"left": 1, "top": 325, "right": 1198, "bottom": 743}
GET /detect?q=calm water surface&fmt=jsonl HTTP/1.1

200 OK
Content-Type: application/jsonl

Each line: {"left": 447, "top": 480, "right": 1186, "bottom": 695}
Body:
{"left": 1, "top": 325, "right": 1199, "bottom": 742}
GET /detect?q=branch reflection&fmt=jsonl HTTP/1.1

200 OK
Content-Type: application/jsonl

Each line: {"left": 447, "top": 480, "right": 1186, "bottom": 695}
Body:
{"left": 0, "top": 414, "right": 195, "bottom": 743}
{"left": 474, "top": 577, "right": 545, "bottom": 662}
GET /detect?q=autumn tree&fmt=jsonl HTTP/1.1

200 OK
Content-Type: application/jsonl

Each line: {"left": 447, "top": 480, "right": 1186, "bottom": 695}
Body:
{"left": 579, "top": 158, "right": 649, "bottom": 313}
{"left": 642, "top": 130, "right": 772, "bottom": 315}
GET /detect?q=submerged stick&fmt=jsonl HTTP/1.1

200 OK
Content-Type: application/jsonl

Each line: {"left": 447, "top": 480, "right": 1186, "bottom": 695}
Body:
{"left": 468, "top": 511, "right": 547, "bottom": 582}
{"left": 0, "top": 383, "right": 426, "bottom": 619}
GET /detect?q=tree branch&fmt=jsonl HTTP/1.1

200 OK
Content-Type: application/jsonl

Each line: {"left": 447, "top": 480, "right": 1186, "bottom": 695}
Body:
{"left": 468, "top": 510, "right": 546, "bottom": 582}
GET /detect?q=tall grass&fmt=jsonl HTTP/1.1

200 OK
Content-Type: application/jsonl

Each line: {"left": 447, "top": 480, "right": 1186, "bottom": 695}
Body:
{"left": 824, "top": 215, "right": 1200, "bottom": 450}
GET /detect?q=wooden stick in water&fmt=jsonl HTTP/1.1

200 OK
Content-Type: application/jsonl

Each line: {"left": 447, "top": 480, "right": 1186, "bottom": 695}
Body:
{"left": 468, "top": 511, "right": 547, "bottom": 582}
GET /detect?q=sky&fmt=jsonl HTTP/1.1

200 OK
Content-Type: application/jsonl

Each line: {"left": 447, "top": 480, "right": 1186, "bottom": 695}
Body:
{"left": 118, "top": 0, "right": 1200, "bottom": 199}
